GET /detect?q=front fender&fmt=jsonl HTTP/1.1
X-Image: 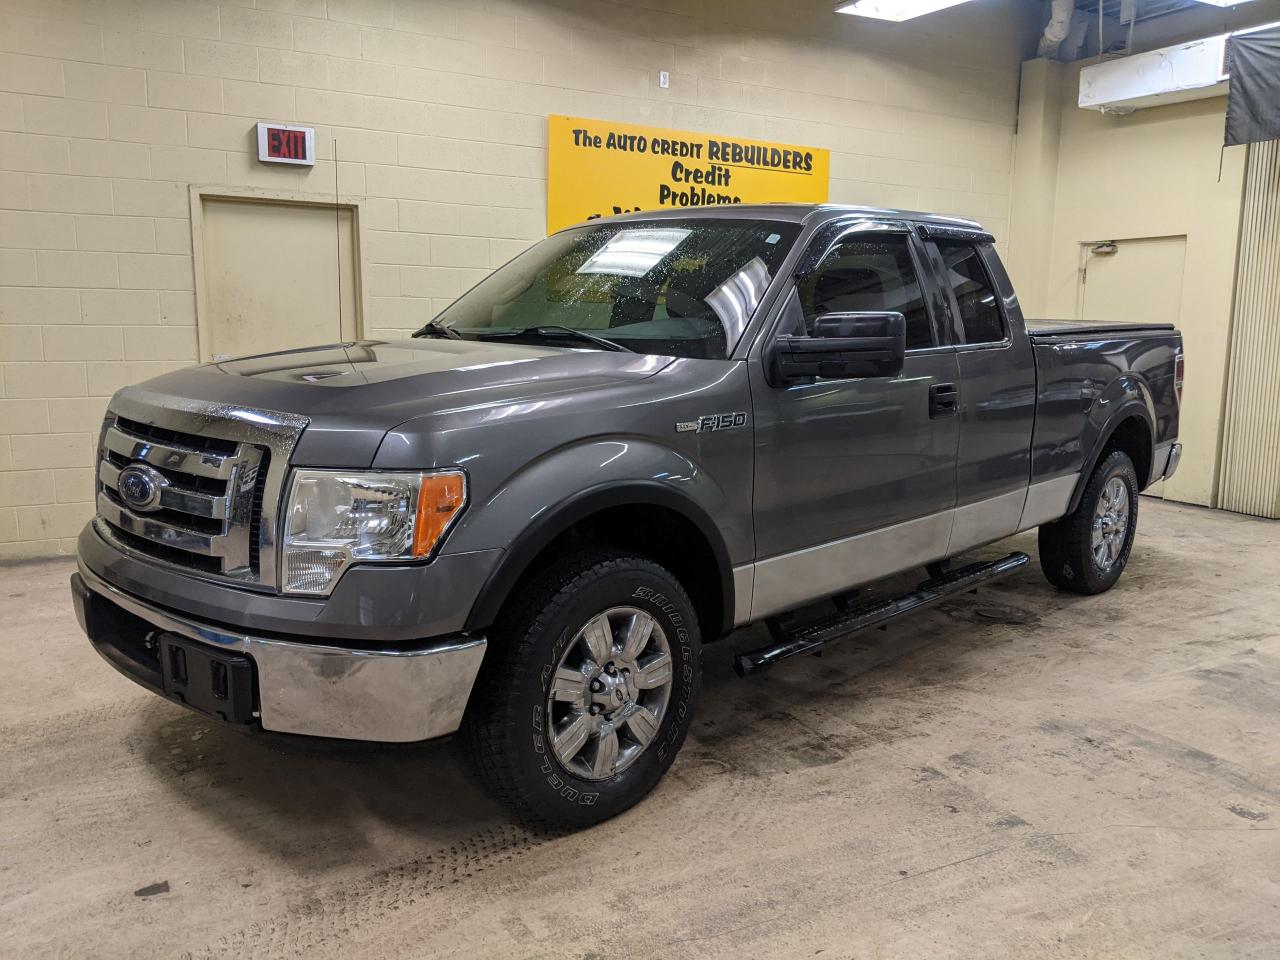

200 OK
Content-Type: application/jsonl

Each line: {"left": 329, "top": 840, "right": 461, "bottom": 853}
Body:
{"left": 450, "top": 438, "right": 741, "bottom": 634}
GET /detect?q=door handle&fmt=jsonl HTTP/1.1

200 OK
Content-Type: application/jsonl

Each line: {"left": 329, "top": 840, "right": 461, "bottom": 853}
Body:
{"left": 929, "top": 383, "right": 958, "bottom": 418}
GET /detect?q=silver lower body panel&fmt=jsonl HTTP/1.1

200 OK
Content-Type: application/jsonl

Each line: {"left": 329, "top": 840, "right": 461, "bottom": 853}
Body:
{"left": 77, "top": 561, "right": 487, "bottom": 743}
{"left": 736, "top": 473, "right": 1084, "bottom": 625}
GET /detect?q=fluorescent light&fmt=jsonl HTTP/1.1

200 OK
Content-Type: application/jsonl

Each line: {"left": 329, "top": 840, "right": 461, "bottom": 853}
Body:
{"left": 577, "top": 228, "right": 690, "bottom": 278}
{"left": 835, "top": 0, "right": 977, "bottom": 21}
{"left": 1194, "top": 0, "right": 1257, "bottom": 5}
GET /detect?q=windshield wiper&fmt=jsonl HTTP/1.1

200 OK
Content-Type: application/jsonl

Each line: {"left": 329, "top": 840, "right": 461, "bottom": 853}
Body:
{"left": 412, "top": 319, "right": 462, "bottom": 340}
{"left": 476, "top": 325, "right": 632, "bottom": 353}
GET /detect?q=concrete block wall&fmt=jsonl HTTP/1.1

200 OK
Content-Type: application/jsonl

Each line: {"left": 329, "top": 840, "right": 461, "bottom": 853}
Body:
{"left": 0, "top": 0, "right": 1034, "bottom": 558}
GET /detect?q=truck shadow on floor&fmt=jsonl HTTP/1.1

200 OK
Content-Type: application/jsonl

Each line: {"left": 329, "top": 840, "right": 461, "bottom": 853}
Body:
{"left": 137, "top": 704, "right": 506, "bottom": 870}
{"left": 134, "top": 535, "right": 1150, "bottom": 864}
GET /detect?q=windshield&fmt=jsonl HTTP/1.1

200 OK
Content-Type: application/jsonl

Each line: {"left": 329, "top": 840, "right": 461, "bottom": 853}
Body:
{"left": 420, "top": 218, "right": 800, "bottom": 360}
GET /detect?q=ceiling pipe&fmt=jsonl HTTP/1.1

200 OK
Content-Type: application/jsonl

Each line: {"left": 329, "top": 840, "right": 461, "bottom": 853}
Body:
{"left": 1039, "top": 0, "right": 1076, "bottom": 58}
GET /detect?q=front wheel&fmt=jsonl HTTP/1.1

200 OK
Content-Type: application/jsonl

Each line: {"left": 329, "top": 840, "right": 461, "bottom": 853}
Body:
{"left": 460, "top": 550, "right": 701, "bottom": 829}
{"left": 1039, "top": 449, "right": 1139, "bottom": 595}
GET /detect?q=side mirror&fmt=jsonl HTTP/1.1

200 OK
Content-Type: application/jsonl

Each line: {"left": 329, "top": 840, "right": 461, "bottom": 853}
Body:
{"left": 772, "top": 311, "right": 906, "bottom": 382}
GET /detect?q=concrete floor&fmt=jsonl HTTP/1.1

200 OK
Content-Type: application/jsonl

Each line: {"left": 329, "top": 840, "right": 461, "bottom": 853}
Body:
{"left": 3, "top": 498, "right": 1279, "bottom": 959}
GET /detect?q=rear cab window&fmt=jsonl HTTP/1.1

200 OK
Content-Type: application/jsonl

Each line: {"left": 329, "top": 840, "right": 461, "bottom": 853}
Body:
{"left": 933, "top": 240, "right": 1007, "bottom": 345}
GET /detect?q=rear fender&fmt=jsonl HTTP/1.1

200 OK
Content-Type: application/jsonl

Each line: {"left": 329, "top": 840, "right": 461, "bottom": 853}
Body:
{"left": 1067, "top": 375, "right": 1156, "bottom": 514}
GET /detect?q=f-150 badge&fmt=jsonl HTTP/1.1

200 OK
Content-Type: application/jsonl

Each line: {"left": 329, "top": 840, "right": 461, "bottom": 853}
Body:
{"left": 676, "top": 412, "right": 748, "bottom": 434}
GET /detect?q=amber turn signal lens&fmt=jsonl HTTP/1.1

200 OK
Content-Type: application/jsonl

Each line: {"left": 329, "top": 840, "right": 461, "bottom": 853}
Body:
{"left": 412, "top": 471, "right": 466, "bottom": 557}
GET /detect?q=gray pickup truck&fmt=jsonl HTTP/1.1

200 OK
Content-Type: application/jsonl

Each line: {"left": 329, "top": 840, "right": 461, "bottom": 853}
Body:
{"left": 71, "top": 204, "right": 1183, "bottom": 827}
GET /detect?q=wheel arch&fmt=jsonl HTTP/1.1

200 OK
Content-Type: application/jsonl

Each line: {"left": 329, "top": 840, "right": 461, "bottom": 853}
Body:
{"left": 1067, "top": 387, "right": 1155, "bottom": 515}
{"left": 463, "top": 481, "right": 735, "bottom": 641}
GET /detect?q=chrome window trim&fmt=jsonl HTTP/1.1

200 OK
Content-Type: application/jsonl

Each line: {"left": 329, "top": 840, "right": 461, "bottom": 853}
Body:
{"left": 952, "top": 337, "right": 1013, "bottom": 353}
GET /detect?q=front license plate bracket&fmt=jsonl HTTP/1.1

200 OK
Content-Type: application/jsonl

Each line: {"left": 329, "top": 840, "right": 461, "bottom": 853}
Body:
{"left": 157, "top": 633, "right": 257, "bottom": 725}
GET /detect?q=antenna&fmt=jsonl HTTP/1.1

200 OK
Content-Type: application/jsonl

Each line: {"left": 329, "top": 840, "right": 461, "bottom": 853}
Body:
{"left": 333, "top": 137, "right": 342, "bottom": 336}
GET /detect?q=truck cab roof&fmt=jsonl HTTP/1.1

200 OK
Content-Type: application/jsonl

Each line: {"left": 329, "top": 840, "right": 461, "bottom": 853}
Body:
{"left": 586, "top": 202, "right": 987, "bottom": 233}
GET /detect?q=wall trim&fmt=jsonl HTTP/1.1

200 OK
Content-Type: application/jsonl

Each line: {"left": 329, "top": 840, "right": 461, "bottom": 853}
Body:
{"left": 187, "top": 184, "right": 370, "bottom": 363}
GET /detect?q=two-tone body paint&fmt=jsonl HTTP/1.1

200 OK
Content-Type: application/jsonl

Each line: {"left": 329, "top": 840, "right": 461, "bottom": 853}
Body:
{"left": 82, "top": 203, "right": 1181, "bottom": 649}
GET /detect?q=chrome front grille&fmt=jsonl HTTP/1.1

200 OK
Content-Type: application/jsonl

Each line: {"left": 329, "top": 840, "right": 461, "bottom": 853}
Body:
{"left": 94, "top": 387, "right": 307, "bottom": 590}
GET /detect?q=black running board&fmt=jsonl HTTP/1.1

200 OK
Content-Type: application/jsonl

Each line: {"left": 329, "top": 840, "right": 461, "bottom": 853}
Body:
{"left": 733, "top": 551, "right": 1030, "bottom": 677}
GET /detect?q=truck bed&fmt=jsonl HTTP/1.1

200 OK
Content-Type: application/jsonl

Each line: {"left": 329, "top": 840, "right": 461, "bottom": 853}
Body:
{"left": 1028, "top": 320, "right": 1180, "bottom": 491}
{"left": 1027, "top": 320, "right": 1177, "bottom": 340}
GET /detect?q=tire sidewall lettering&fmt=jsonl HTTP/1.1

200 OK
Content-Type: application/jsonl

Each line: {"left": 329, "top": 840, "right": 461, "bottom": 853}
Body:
{"left": 528, "top": 574, "right": 699, "bottom": 809}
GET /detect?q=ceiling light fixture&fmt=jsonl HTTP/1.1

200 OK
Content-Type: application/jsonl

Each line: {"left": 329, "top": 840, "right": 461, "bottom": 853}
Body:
{"left": 834, "top": 0, "right": 977, "bottom": 21}
{"left": 1192, "top": 0, "right": 1258, "bottom": 5}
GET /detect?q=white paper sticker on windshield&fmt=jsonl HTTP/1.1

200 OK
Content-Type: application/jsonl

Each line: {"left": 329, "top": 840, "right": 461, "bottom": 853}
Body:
{"left": 766, "top": 233, "right": 781, "bottom": 244}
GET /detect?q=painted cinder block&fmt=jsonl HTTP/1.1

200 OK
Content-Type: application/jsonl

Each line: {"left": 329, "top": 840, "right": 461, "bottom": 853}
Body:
{"left": 29, "top": 174, "right": 114, "bottom": 215}
{"left": 36, "top": 250, "right": 120, "bottom": 288}
{"left": 0, "top": 0, "right": 1030, "bottom": 553}
{"left": 16, "top": 500, "right": 95, "bottom": 540}
{"left": 43, "top": 325, "right": 125, "bottom": 362}
{"left": 122, "top": 324, "right": 196, "bottom": 360}
{"left": 0, "top": 53, "right": 66, "bottom": 97}
{"left": 0, "top": 326, "right": 43, "bottom": 361}
{"left": 80, "top": 289, "right": 161, "bottom": 326}
{"left": 103, "top": 29, "right": 184, "bottom": 72}
{"left": 48, "top": 397, "right": 111, "bottom": 434}
{"left": 75, "top": 215, "right": 156, "bottom": 253}
{"left": 0, "top": 211, "right": 76, "bottom": 250}
{"left": 0, "top": 288, "right": 81, "bottom": 326}
{"left": 0, "top": 399, "right": 51, "bottom": 436}
{"left": 147, "top": 71, "right": 224, "bottom": 113}
{"left": 107, "top": 104, "right": 188, "bottom": 145}
{"left": 3, "top": 363, "right": 89, "bottom": 400}
{"left": 64, "top": 62, "right": 148, "bottom": 105}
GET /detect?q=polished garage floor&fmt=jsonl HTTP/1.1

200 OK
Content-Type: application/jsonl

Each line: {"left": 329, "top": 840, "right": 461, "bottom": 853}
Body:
{"left": 3, "top": 498, "right": 1278, "bottom": 959}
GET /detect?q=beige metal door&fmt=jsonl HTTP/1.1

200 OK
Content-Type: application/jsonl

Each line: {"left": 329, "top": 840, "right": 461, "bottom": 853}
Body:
{"left": 1079, "top": 235, "right": 1186, "bottom": 325}
{"left": 1079, "top": 235, "right": 1187, "bottom": 498}
{"left": 197, "top": 197, "right": 358, "bottom": 362}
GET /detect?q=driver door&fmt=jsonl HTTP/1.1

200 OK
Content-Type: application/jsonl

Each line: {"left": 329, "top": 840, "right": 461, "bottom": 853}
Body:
{"left": 747, "top": 223, "right": 960, "bottom": 620}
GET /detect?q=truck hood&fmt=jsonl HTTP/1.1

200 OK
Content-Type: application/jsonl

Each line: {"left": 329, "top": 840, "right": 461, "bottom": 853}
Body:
{"left": 134, "top": 339, "right": 674, "bottom": 467}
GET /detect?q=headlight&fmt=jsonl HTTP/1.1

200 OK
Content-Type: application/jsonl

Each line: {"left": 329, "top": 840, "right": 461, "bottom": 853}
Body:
{"left": 282, "top": 469, "right": 466, "bottom": 595}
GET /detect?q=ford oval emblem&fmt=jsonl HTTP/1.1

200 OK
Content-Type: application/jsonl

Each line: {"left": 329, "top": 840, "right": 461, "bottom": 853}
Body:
{"left": 117, "top": 463, "right": 168, "bottom": 512}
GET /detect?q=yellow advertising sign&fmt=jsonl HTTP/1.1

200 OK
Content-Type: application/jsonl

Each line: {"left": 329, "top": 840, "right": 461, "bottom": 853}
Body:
{"left": 546, "top": 114, "right": 830, "bottom": 234}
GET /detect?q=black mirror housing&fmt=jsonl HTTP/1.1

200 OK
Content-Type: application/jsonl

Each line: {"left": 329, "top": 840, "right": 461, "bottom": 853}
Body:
{"left": 772, "top": 311, "right": 906, "bottom": 382}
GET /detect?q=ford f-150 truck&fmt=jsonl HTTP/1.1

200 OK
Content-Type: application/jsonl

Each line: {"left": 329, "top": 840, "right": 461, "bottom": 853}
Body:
{"left": 71, "top": 204, "right": 1183, "bottom": 828}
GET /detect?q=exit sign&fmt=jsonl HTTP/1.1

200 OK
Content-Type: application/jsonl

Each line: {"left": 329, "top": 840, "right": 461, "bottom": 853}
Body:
{"left": 256, "top": 123, "right": 315, "bottom": 166}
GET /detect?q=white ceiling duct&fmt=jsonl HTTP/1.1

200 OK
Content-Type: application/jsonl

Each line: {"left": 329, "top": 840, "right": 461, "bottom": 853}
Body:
{"left": 1078, "top": 32, "right": 1231, "bottom": 112}
{"left": 1039, "top": 0, "right": 1076, "bottom": 58}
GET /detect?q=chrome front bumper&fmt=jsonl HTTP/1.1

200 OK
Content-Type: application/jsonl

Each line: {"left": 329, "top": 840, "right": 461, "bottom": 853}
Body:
{"left": 75, "top": 561, "right": 487, "bottom": 743}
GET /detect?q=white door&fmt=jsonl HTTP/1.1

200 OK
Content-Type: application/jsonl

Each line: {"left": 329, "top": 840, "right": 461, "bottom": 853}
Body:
{"left": 1080, "top": 235, "right": 1186, "bottom": 325}
{"left": 197, "top": 197, "right": 358, "bottom": 362}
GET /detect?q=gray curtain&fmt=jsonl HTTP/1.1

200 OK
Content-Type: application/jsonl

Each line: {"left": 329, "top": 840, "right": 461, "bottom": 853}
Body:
{"left": 1226, "top": 26, "right": 1280, "bottom": 147}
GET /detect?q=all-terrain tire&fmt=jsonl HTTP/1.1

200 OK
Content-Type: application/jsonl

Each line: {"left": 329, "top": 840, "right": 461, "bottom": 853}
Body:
{"left": 460, "top": 549, "right": 701, "bottom": 829}
{"left": 1039, "top": 449, "right": 1139, "bottom": 595}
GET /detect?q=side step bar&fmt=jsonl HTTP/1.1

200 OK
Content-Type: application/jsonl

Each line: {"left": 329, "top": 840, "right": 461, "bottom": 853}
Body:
{"left": 733, "top": 551, "right": 1030, "bottom": 677}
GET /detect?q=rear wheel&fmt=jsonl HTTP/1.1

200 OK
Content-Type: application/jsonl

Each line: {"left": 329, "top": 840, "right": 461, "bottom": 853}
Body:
{"left": 461, "top": 550, "right": 701, "bottom": 829}
{"left": 1039, "top": 449, "right": 1139, "bottom": 595}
